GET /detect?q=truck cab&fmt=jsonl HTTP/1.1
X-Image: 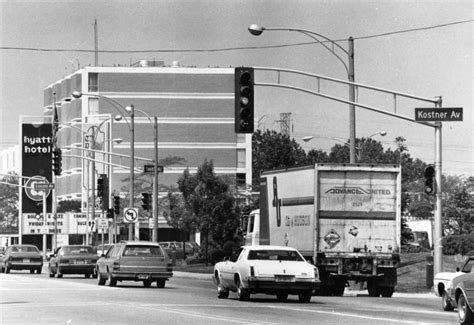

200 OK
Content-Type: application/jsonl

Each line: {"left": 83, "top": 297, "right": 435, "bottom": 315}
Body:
{"left": 245, "top": 209, "right": 260, "bottom": 246}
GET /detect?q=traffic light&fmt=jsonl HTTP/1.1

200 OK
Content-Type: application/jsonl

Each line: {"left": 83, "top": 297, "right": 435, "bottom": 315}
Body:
{"left": 113, "top": 196, "right": 121, "bottom": 215}
{"left": 141, "top": 192, "right": 151, "bottom": 211}
{"left": 97, "top": 175, "right": 105, "bottom": 198}
{"left": 234, "top": 67, "right": 254, "bottom": 133}
{"left": 106, "top": 208, "right": 114, "bottom": 219}
{"left": 424, "top": 165, "right": 436, "bottom": 195}
{"left": 52, "top": 148, "right": 62, "bottom": 176}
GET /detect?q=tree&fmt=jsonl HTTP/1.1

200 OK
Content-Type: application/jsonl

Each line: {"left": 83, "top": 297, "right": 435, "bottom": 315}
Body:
{"left": 305, "top": 149, "right": 330, "bottom": 165}
{"left": 57, "top": 200, "right": 81, "bottom": 213}
{"left": 252, "top": 129, "right": 307, "bottom": 188}
{"left": 0, "top": 176, "right": 19, "bottom": 234}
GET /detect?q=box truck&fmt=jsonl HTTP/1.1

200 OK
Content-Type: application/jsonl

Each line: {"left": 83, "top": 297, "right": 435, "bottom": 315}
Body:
{"left": 246, "top": 164, "right": 402, "bottom": 297}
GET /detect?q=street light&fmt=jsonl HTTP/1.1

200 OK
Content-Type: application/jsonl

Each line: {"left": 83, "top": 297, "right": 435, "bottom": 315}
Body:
{"left": 248, "top": 24, "right": 357, "bottom": 163}
{"left": 72, "top": 91, "right": 136, "bottom": 241}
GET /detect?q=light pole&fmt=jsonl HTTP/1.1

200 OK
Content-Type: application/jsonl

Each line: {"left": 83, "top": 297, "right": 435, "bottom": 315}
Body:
{"left": 72, "top": 91, "right": 136, "bottom": 241}
{"left": 249, "top": 24, "right": 356, "bottom": 163}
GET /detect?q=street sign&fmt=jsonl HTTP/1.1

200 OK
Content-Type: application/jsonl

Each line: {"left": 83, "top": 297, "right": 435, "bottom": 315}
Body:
{"left": 96, "top": 218, "right": 109, "bottom": 231}
{"left": 34, "top": 182, "right": 55, "bottom": 191}
{"left": 123, "top": 207, "right": 139, "bottom": 223}
{"left": 144, "top": 164, "right": 164, "bottom": 173}
{"left": 415, "top": 107, "right": 463, "bottom": 122}
{"left": 25, "top": 176, "right": 50, "bottom": 201}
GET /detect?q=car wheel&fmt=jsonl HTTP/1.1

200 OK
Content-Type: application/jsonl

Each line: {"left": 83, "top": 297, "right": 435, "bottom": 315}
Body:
{"left": 458, "top": 292, "right": 474, "bottom": 325}
{"left": 49, "top": 267, "right": 55, "bottom": 278}
{"left": 380, "top": 286, "right": 394, "bottom": 298}
{"left": 332, "top": 284, "right": 345, "bottom": 297}
{"left": 5, "top": 265, "right": 10, "bottom": 274}
{"left": 107, "top": 272, "right": 117, "bottom": 287}
{"left": 97, "top": 269, "right": 106, "bottom": 286}
{"left": 367, "top": 281, "right": 380, "bottom": 297}
{"left": 30, "top": 269, "right": 35, "bottom": 274}
{"left": 1, "top": 264, "right": 4, "bottom": 273}
{"left": 298, "top": 290, "right": 313, "bottom": 303}
{"left": 276, "top": 293, "right": 288, "bottom": 302}
{"left": 156, "top": 279, "right": 166, "bottom": 288}
{"left": 84, "top": 273, "right": 91, "bottom": 279}
{"left": 215, "top": 273, "right": 229, "bottom": 299}
{"left": 237, "top": 277, "right": 250, "bottom": 301}
{"left": 36, "top": 268, "right": 42, "bottom": 274}
{"left": 442, "top": 291, "right": 455, "bottom": 311}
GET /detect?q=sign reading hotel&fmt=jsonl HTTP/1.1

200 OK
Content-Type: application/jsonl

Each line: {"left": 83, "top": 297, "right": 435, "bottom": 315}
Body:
{"left": 21, "top": 123, "right": 53, "bottom": 214}
{"left": 415, "top": 107, "right": 463, "bottom": 122}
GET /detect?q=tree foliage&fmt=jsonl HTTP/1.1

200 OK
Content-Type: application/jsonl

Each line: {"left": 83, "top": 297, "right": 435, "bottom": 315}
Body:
{"left": 0, "top": 175, "right": 19, "bottom": 234}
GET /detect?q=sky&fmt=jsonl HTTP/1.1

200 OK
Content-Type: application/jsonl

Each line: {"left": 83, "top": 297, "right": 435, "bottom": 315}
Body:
{"left": 1, "top": 0, "right": 472, "bottom": 176}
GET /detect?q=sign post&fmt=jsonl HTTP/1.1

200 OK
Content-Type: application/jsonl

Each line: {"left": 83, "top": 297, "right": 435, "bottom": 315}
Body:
{"left": 34, "top": 181, "right": 54, "bottom": 260}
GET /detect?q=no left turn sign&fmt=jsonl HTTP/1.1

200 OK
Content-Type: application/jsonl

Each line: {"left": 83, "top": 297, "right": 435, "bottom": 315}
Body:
{"left": 123, "top": 208, "right": 138, "bottom": 223}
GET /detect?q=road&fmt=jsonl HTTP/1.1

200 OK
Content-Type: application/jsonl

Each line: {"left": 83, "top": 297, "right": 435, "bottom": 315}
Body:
{"left": 1, "top": 269, "right": 459, "bottom": 325}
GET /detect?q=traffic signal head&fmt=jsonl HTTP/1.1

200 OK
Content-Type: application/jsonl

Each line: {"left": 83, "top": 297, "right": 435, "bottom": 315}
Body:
{"left": 113, "top": 196, "right": 121, "bottom": 215}
{"left": 106, "top": 208, "right": 114, "bottom": 219}
{"left": 52, "top": 148, "right": 62, "bottom": 176}
{"left": 424, "top": 165, "right": 436, "bottom": 195}
{"left": 235, "top": 67, "right": 254, "bottom": 133}
{"left": 97, "top": 176, "right": 104, "bottom": 198}
{"left": 141, "top": 192, "right": 151, "bottom": 211}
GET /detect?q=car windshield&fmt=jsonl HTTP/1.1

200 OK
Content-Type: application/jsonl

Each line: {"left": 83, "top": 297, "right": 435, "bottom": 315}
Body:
{"left": 247, "top": 249, "right": 305, "bottom": 261}
{"left": 462, "top": 259, "right": 473, "bottom": 273}
{"left": 11, "top": 245, "right": 39, "bottom": 253}
{"left": 62, "top": 246, "right": 94, "bottom": 255}
{"left": 123, "top": 245, "right": 163, "bottom": 257}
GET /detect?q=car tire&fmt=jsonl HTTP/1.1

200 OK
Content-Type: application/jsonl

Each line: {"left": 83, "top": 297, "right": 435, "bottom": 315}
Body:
{"left": 332, "top": 284, "right": 345, "bottom": 297}
{"left": 458, "top": 292, "right": 474, "bottom": 325}
{"left": 49, "top": 267, "right": 55, "bottom": 278}
{"left": 5, "top": 265, "right": 10, "bottom": 274}
{"left": 367, "top": 281, "right": 380, "bottom": 297}
{"left": 276, "top": 293, "right": 288, "bottom": 302}
{"left": 84, "top": 273, "right": 91, "bottom": 279}
{"left": 1, "top": 264, "right": 4, "bottom": 273}
{"left": 36, "top": 268, "right": 42, "bottom": 274}
{"left": 215, "top": 273, "right": 229, "bottom": 299}
{"left": 237, "top": 277, "right": 250, "bottom": 301}
{"left": 156, "top": 279, "right": 166, "bottom": 288}
{"left": 442, "top": 291, "right": 455, "bottom": 311}
{"left": 97, "top": 270, "right": 106, "bottom": 286}
{"left": 380, "top": 286, "right": 394, "bottom": 298}
{"left": 30, "top": 269, "right": 34, "bottom": 274}
{"left": 107, "top": 272, "right": 117, "bottom": 287}
{"left": 298, "top": 290, "right": 313, "bottom": 303}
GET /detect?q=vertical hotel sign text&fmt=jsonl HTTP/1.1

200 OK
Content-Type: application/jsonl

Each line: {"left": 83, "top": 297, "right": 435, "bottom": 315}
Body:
{"left": 22, "top": 123, "right": 53, "bottom": 214}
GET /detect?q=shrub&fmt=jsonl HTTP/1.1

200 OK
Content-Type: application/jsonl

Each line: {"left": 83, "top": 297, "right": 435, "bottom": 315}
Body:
{"left": 223, "top": 240, "right": 240, "bottom": 257}
{"left": 210, "top": 249, "right": 225, "bottom": 264}
{"left": 442, "top": 234, "right": 474, "bottom": 255}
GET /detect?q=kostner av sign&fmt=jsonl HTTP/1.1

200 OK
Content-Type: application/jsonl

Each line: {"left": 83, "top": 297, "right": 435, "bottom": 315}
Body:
{"left": 415, "top": 107, "right": 463, "bottom": 122}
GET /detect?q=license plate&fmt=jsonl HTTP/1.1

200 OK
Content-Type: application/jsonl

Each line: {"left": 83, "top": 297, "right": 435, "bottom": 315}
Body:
{"left": 74, "top": 260, "right": 85, "bottom": 264}
{"left": 138, "top": 274, "right": 149, "bottom": 280}
{"left": 23, "top": 258, "right": 30, "bottom": 263}
{"left": 275, "top": 275, "right": 295, "bottom": 282}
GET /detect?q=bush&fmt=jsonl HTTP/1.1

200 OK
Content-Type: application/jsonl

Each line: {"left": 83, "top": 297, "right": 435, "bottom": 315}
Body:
{"left": 210, "top": 249, "right": 225, "bottom": 264}
{"left": 442, "top": 233, "right": 474, "bottom": 255}
{"left": 223, "top": 241, "right": 240, "bottom": 257}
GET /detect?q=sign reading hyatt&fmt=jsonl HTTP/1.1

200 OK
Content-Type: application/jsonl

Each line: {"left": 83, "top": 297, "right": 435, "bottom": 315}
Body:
{"left": 415, "top": 107, "right": 463, "bottom": 122}
{"left": 22, "top": 123, "right": 53, "bottom": 213}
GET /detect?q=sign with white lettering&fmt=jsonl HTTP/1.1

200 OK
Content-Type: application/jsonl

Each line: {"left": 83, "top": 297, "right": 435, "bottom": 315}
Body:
{"left": 415, "top": 107, "right": 463, "bottom": 122}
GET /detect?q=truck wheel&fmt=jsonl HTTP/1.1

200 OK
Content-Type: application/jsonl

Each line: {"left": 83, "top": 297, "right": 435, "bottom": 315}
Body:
{"left": 237, "top": 277, "right": 250, "bottom": 301}
{"left": 458, "top": 293, "right": 474, "bottom": 325}
{"left": 367, "top": 281, "right": 380, "bottom": 297}
{"left": 298, "top": 290, "right": 313, "bottom": 303}
{"left": 380, "top": 286, "right": 394, "bottom": 298}
{"left": 156, "top": 279, "right": 166, "bottom": 288}
{"left": 276, "top": 293, "right": 288, "bottom": 302}
{"left": 442, "top": 291, "right": 454, "bottom": 311}
{"left": 143, "top": 280, "right": 152, "bottom": 287}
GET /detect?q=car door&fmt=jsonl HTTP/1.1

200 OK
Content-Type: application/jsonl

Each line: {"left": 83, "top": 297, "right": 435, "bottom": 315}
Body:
{"left": 98, "top": 245, "right": 117, "bottom": 275}
{"left": 219, "top": 247, "right": 244, "bottom": 289}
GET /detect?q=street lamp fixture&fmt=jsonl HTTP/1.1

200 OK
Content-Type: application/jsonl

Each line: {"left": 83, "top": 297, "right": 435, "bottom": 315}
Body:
{"left": 248, "top": 24, "right": 357, "bottom": 163}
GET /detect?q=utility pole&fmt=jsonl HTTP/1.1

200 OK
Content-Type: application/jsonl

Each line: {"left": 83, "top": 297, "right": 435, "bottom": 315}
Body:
{"left": 276, "top": 112, "right": 292, "bottom": 136}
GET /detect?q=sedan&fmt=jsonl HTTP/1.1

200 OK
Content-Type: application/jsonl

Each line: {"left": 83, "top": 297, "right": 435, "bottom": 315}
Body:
{"left": 1, "top": 244, "right": 43, "bottom": 274}
{"left": 213, "top": 245, "right": 320, "bottom": 302}
{"left": 434, "top": 256, "right": 474, "bottom": 311}
{"left": 48, "top": 245, "right": 98, "bottom": 278}
{"left": 454, "top": 265, "right": 474, "bottom": 325}
{"left": 96, "top": 241, "right": 173, "bottom": 288}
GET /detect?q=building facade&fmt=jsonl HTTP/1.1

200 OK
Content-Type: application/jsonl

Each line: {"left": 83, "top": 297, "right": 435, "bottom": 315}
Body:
{"left": 39, "top": 63, "right": 252, "bottom": 245}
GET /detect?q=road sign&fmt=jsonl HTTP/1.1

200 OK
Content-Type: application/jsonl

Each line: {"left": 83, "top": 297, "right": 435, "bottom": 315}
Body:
{"left": 34, "top": 182, "right": 55, "bottom": 191}
{"left": 123, "top": 207, "right": 139, "bottom": 223}
{"left": 415, "top": 107, "right": 463, "bottom": 122}
{"left": 25, "top": 176, "right": 51, "bottom": 201}
{"left": 96, "top": 218, "right": 109, "bottom": 231}
{"left": 144, "top": 164, "right": 164, "bottom": 173}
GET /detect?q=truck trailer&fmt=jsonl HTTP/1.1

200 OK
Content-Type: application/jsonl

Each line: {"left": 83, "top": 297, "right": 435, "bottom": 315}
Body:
{"left": 245, "top": 164, "right": 402, "bottom": 297}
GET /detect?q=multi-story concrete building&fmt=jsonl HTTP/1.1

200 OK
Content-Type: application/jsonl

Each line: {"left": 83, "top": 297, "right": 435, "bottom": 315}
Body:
{"left": 38, "top": 61, "right": 252, "bottom": 245}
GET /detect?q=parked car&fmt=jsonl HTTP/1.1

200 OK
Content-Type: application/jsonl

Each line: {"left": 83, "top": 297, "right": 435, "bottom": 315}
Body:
{"left": 158, "top": 241, "right": 200, "bottom": 259}
{"left": 455, "top": 274, "right": 474, "bottom": 325}
{"left": 96, "top": 241, "right": 173, "bottom": 288}
{"left": 95, "top": 244, "right": 113, "bottom": 257}
{"left": 213, "top": 245, "right": 320, "bottom": 302}
{"left": 434, "top": 256, "right": 474, "bottom": 311}
{"left": 48, "top": 245, "right": 98, "bottom": 278}
{"left": 1, "top": 244, "right": 43, "bottom": 274}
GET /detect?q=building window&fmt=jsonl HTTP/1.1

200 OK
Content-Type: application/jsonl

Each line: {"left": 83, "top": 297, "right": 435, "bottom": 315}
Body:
{"left": 236, "top": 173, "right": 246, "bottom": 186}
{"left": 88, "top": 98, "right": 99, "bottom": 115}
{"left": 88, "top": 73, "right": 98, "bottom": 92}
{"left": 237, "top": 149, "right": 246, "bottom": 168}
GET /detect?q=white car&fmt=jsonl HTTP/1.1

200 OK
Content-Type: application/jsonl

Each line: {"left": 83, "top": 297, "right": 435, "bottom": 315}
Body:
{"left": 434, "top": 256, "right": 474, "bottom": 311}
{"left": 213, "top": 245, "right": 320, "bottom": 302}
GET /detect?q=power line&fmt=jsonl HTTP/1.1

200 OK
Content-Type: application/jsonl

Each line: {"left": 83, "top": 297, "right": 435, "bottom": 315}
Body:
{"left": 0, "top": 19, "right": 472, "bottom": 54}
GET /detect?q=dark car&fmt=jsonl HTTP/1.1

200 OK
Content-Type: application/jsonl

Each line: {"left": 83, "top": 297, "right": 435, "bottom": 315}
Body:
{"left": 1, "top": 244, "right": 43, "bottom": 274}
{"left": 48, "top": 245, "right": 98, "bottom": 278}
{"left": 96, "top": 241, "right": 173, "bottom": 288}
{"left": 158, "top": 241, "right": 200, "bottom": 259}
